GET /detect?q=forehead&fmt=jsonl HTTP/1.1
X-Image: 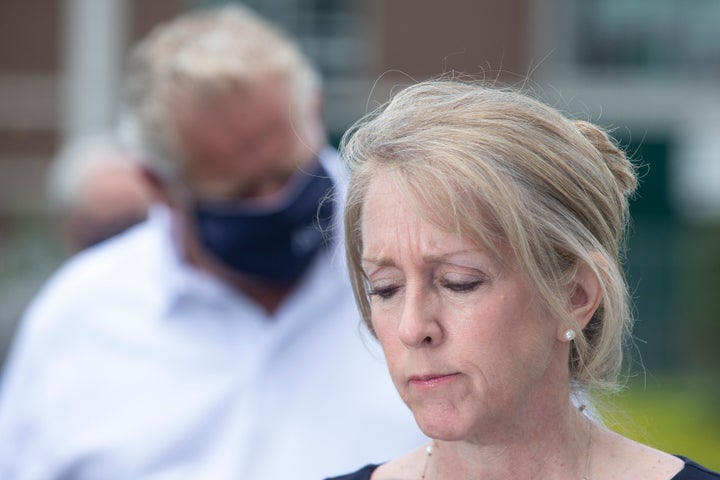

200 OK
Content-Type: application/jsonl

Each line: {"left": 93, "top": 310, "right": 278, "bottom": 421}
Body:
{"left": 360, "top": 169, "right": 460, "bottom": 234}
{"left": 174, "top": 78, "right": 294, "bottom": 144}
{"left": 362, "top": 174, "right": 458, "bottom": 249}
{"left": 359, "top": 169, "right": 508, "bottom": 262}
{"left": 171, "top": 79, "right": 305, "bottom": 196}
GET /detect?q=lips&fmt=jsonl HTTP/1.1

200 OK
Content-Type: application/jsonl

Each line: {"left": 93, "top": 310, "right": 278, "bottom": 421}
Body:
{"left": 408, "top": 372, "right": 460, "bottom": 390}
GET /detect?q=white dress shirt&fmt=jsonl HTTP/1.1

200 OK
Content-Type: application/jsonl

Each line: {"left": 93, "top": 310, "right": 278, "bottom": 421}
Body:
{"left": 0, "top": 150, "right": 425, "bottom": 480}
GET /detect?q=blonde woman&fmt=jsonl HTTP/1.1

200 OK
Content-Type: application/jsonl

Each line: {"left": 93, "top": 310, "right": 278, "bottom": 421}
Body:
{"left": 328, "top": 80, "right": 719, "bottom": 480}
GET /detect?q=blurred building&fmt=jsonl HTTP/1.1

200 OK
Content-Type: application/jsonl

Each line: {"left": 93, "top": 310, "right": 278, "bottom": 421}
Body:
{"left": 3, "top": 0, "right": 718, "bottom": 216}
{"left": 0, "top": 0, "right": 187, "bottom": 362}
{"left": 1, "top": 0, "right": 719, "bottom": 370}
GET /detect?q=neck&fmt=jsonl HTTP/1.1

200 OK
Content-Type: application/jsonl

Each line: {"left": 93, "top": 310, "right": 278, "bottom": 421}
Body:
{"left": 224, "top": 276, "right": 296, "bottom": 315}
{"left": 428, "top": 402, "right": 592, "bottom": 480}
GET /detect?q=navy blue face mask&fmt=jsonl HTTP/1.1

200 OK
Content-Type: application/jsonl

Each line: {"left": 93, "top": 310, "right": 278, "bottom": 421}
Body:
{"left": 193, "top": 162, "right": 335, "bottom": 284}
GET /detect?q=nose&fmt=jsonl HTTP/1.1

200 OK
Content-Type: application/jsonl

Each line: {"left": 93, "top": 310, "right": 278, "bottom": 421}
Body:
{"left": 398, "top": 283, "right": 442, "bottom": 348}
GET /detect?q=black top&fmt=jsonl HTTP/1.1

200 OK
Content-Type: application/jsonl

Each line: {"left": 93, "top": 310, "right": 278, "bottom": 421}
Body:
{"left": 325, "top": 464, "right": 376, "bottom": 480}
{"left": 676, "top": 458, "right": 720, "bottom": 480}
{"left": 326, "top": 457, "right": 720, "bottom": 480}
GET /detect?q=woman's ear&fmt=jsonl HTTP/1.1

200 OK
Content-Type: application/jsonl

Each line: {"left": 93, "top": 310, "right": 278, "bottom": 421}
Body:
{"left": 564, "top": 259, "right": 604, "bottom": 334}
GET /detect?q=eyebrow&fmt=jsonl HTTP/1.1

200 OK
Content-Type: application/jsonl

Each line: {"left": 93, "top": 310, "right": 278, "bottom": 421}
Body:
{"left": 361, "top": 249, "right": 485, "bottom": 266}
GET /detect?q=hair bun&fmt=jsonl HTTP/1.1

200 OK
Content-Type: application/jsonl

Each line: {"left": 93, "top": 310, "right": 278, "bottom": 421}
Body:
{"left": 574, "top": 120, "right": 637, "bottom": 197}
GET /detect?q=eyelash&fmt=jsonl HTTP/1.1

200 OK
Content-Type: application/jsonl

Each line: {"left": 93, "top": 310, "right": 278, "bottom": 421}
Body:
{"left": 368, "top": 285, "right": 400, "bottom": 299}
{"left": 441, "top": 279, "right": 484, "bottom": 293}
{"left": 368, "top": 279, "right": 484, "bottom": 299}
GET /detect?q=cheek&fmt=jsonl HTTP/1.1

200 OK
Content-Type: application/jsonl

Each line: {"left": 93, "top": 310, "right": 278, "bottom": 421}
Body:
{"left": 373, "top": 316, "right": 399, "bottom": 361}
{"left": 457, "top": 297, "right": 547, "bottom": 365}
{"left": 372, "top": 315, "right": 405, "bottom": 374}
{"left": 479, "top": 289, "right": 540, "bottom": 335}
{"left": 370, "top": 300, "right": 401, "bottom": 342}
{"left": 487, "top": 303, "right": 557, "bottom": 380}
{"left": 451, "top": 300, "right": 506, "bottom": 344}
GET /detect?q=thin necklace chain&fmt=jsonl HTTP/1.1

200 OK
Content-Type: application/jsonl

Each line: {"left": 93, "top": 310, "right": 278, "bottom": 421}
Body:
{"left": 420, "top": 407, "right": 594, "bottom": 480}
{"left": 581, "top": 411, "right": 593, "bottom": 480}
{"left": 420, "top": 443, "right": 433, "bottom": 480}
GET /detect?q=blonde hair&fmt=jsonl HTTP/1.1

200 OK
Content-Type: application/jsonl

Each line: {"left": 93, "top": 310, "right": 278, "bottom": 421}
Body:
{"left": 342, "top": 80, "right": 637, "bottom": 391}
{"left": 122, "top": 5, "right": 321, "bottom": 181}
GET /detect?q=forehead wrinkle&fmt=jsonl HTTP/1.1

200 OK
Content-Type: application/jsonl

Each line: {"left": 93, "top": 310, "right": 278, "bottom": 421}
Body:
{"left": 361, "top": 207, "right": 422, "bottom": 262}
{"left": 361, "top": 193, "right": 472, "bottom": 274}
{"left": 363, "top": 247, "right": 482, "bottom": 266}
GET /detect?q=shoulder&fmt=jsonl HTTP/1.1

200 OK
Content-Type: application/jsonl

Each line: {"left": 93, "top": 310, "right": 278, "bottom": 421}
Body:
{"left": 598, "top": 430, "right": 717, "bottom": 480}
{"left": 672, "top": 457, "right": 720, "bottom": 480}
{"left": 32, "top": 218, "right": 160, "bottom": 302}
{"left": 325, "top": 464, "right": 378, "bottom": 480}
{"left": 14, "top": 219, "right": 164, "bottom": 341}
{"left": 324, "top": 445, "right": 428, "bottom": 480}
{"left": 61, "top": 217, "right": 160, "bottom": 277}
{"left": 46, "top": 218, "right": 155, "bottom": 281}
{"left": 364, "top": 445, "right": 429, "bottom": 480}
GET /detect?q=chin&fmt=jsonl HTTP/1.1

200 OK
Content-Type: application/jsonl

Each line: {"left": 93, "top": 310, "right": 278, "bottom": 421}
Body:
{"left": 417, "top": 422, "right": 469, "bottom": 442}
{"left": 412, "top": 406, "right": 473, "bottom": 442}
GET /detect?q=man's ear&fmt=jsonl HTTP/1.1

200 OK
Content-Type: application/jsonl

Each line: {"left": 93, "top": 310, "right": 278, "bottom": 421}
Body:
{"left": 139, "top": 167, "right": 179, "bottom": 208}
{"left": 566, "top": 259, "right": 604, "bottom": 331}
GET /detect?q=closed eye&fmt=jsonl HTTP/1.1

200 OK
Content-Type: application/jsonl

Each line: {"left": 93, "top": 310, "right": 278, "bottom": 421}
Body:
{"left": 441, "top": 280, "right": 484, "bottom": 293}
{"left": 368, "top": 285, "right": 401, "bottom": 299}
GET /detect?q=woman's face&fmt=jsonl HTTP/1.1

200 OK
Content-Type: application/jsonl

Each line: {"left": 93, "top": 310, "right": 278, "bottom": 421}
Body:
{"left": 361, "top": 174, "right": 568, "bottom": 442}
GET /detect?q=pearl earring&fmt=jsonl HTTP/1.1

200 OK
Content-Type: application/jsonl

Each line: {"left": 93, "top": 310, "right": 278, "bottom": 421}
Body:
{"left": 564, "top": 329, "right": 576, "bottom": 341}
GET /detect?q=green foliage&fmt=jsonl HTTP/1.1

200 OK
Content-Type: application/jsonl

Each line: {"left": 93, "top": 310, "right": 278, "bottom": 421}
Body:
{"left": 677, "top": 224, "right": 720, "bottom": 371}
{"left": 602, "top": 374, "right": 720, "bottom": 471}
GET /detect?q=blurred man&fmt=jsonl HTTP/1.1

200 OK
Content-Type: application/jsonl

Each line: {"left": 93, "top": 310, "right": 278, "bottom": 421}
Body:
{"left": 47, "top": 134, "right": 152, "bottom": 253}
{"left": 0, "top": 6, "right": 423, "bottom": 480}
